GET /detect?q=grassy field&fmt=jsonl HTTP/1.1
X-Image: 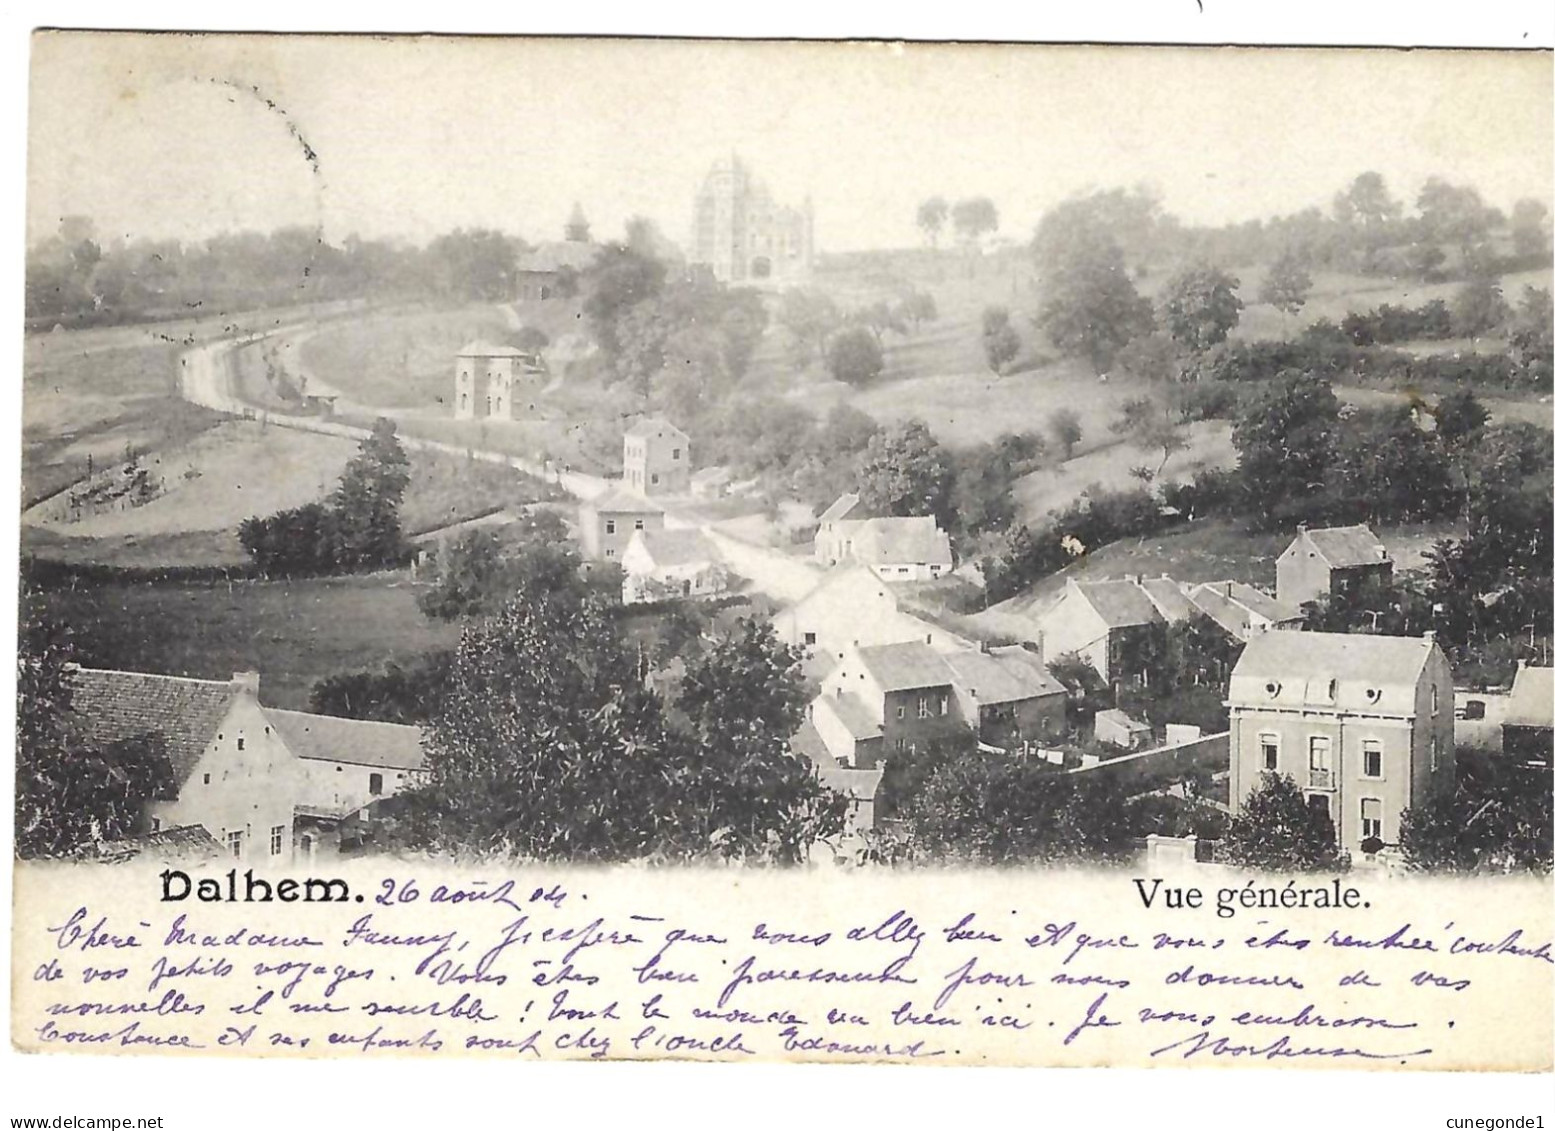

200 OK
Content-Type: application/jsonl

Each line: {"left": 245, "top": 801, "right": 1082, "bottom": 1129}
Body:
{"left": 399, "top": 447, "right": 567, "bottom": 535}
{"left": 34, "top": 573, "right": 459, "bottom": 711}
{"left": 298, "top": 304, "right": 517, "bottom": 408}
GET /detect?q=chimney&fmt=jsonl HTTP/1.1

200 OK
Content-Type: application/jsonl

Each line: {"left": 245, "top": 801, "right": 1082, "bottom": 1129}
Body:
{"left": 231, "top": 671, "right": 261, "bottom": 697}
{"left": 1297, "top": 523, "right": 1308, "bottom": 534}
{"left": 1422, "top": 631, "right": 1436, "bottom": 645}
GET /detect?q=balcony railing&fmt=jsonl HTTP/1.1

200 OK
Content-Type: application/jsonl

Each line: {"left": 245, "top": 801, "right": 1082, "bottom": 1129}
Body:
{"left": 1308, "top": 767, "right": 1335, "bottom": 790}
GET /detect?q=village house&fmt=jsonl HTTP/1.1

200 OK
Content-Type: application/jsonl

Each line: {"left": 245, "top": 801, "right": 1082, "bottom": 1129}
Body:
{"left": 452, "top": 340, "right": 546, "bottom": 421}
{"left": 1501, "top": 663, "right": 1553, "bottom": 767}
{"left": 578, "top": 484, "right": 666, "bottom": 561}
{"left": 1034, "top": 576, "right": 1181, "bottom": 686}
{"left": 1094, "top": 707, "right": 1154, "bottom": 751}
{"left": 68, "top": 668, "right": 303, "bottom": 863}
{"left": 620, "top": 527, "right": 728, "bottom": 604}
{"left": 1276, "top": 523, "right": 1393, "bottom": 611}
{"left": 1187, "top": 579, "right": 1304, "bottom": 641}
{"left": 267, "top": 709, "right": 426, "bottom": 861}
{"left": 940, "top": 645, "right": 1067, "bottom": 750}
{"left": 775, "top": 566, "right": 971, "bottom": 673}
{"left": 623, "top": 417, "right": 691, "bottom": 496}
{"left": 789, "top": 720, "right": 885, "bottom": 845}
{"left": 514, "top": 204, "right": 601, "bottom": 300}
{"left": 812, "top": 494, "right": 953, "bottom": 580}
{"left": 688, "top": 465, "right": 733, "bottom": 500}
{"left": 1226, "top": 630, "right": 1455, "bottom": 859}
{"left": 810, "top": 641, "right": 965, "bottom": 770}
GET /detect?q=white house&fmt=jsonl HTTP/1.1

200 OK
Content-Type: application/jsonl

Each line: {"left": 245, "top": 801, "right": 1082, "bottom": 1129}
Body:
{"left": 620, "top": 527, "right": 728, "bottom": 604}
{"left": 775, "top": 566, "right": 972, "bottom": 673}
{"left": 267, "top": 709, "right": 426, "bottom": 844}
{"left": 812, "top": 495, "right": 953, "bottom": 581}
{"left": 69, "top": 668, "right": 303, "bottom": 863}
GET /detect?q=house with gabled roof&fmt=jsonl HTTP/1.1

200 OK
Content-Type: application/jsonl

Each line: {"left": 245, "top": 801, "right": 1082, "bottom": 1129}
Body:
{"left": 515, "top": 205, "right": 602, "bottom": 300}
{"left": 1501, "top": 663, "right": 1553, "bottom": 766}
{"left": 810, "top": 641, "right": 964, "bottom": 770}
{"left": 69, "top": 667, "right": 303, "bottom": 863}
{"left": 1227, "top": 630, "right": 1454, "bottom": 859}
{"left": 812, "top": 494, "right": 953, "bottom": 581}
{"left": 1035, "top": 576, "right": 1177, "bottom": 685}
{"left": 790, "top": 718, "right": 885, "bottom": 844}
{"left": 1188, "top": 579, "right": 1304, "bottom": 642}
{"left": 620, "top": 527, "right": 728, "bottom": 604}
{"left": 453, "top": 339, "right": 546, "bottom": 421}
{"left": 623, "top": 417, "right": 690, "bottom": 495}
{"left": 941, "top": 645, "right": 1067, "bottom": 748}
{"left": 579, "top": 483, "right": 665, "bottom": 561}
{"left": 776, "top": 566, "right": 972, "bottom": 677}
{"left": 1276, "top": 523, "right": 1392, "bottom": 612}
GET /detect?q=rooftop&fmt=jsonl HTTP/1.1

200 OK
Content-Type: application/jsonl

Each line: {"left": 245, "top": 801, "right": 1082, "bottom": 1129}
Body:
{"left": 854, "top": 641, "right": 954, "bottom": 692}
{"left": 1292, "top": 524, "right": 1390, "bottom": 568}
{"left": 516, "top": 240, "right": 601, "bottom": 275}
{"left": 266, "top": 709, "right": 425, "bottom": 772}
{"left": 1505, "top": 664, "right": 1554, "bottom": 729}
{"left": 69, "top": 667, "right": 245, "bottom": 788}
{"left": 624, "top": 416, "right": 688, "bottom": 441}
{"left": 941, "top": 646, "right": 1065, "bottom": 704}
{"left": 1229, "top": 630, "right": 1442, "bottom": 713}
{"left": 585, "top": 484, "right": 665, "bottom": 515}
{"left": 457, "top": 339, "right": 527, "bottom": 359}
{"left": 853, "top": 516, "right": 953, "bottom": 568}
{"left": 814, "top": 692, "right": 883, "bottom": 741}
{"left": 817, "top": 493, "right": 863, "bottom": 524}
{"left": 1096, "top": 707, "right": 1152, "bottom": 732}
{"left": 1067, "top": 578, "right": 1165, "bottom": 629}
{"left": 628, "top": 527, "right": 720, "bottom": 568}
{"left": 1138, "top": 576, "right": 1198, "bottom": 622}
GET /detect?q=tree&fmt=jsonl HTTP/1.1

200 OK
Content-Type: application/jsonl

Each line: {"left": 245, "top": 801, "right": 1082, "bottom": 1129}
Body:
{"left": 981, "top": 305, "right": 1021, "bottom": 374}
{"left": 894, "top": 288, "right": 938, "bottom": 332}
{"left": 1432, "top": 389, "right": 1490, "bottom": 444}
{"left": 417, "top": 513, "right": 576, "bottom": 622}
{"left": 1416, "top": 177, "right": 1497, "bottom": 264}
{"left": 950, "top": 442, "right": 1017, "bottom": 536}
{"left": 328, "top": 418, "right": 412, "bottom": 571}
{"left": 1161, "top": 264, "right": 1244, "bottom": 352}
{"left": 1332, "top": 172, "right": 1403, "bottom": 271}
{"left": 580, "top": 245, "right": 667, "bottom": 357}
{"left": 916, "top": 196, "right": 949, "bottom": 249}
{"left": 855, "top": 419, "right": 956, "bottom": 526}
{"left": 1400, "top": 748, "right": 1551, "bottom": 874}
{"left": 1327, "top": 405, "right": 1456, "bottom": 524}
{"left": 826, "top": 326, "right": 885, "bottom": 386}
{"left": 951, "top": 197, "right": 999, "bottom": 249}
{"left": 1510, "top": 198, "right": 1551, "bottom": 259}
{"left": 1231, "top": 371, "right": 1340, "bottom": 525}
{"left": 1048, "top": 408, "right": 1084, "bottom": 460}
{"left": 1508, "top": 286, "right": 1553, "bottom": 388}
{"left": 1032, "top": 223, "right": 1154, "bottom": 372}
{"left": 674, "top": 620, "right": 848, "bottom": 860}
{"left": 1220, "top": 772, "right": 1347, "bottom": 872}
{"left": 851, "top": 300, "right": 906, "bottom": 346}
{"left": 15, "top": 607, "right": 176, "bottom": 858}
{"left": 776, "top": 287, "right": 841, "bottom": 369}
{"left": 1450, "top": 276, "right": 1511, "bottom": 339}
{"left": 1110, "top": 396, "right": 1190, "bottom": 478}
{"left": 1258, "top": 248, "right": 1313, "bottom": 322}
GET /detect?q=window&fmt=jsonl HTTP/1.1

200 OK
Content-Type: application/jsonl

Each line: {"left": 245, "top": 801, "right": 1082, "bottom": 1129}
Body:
{"left": 1259, "top": 733, "right": 1279, "bottom": 771}
{"left": 203, "top": 773, "right": 211, "bottom": 785}
{"left": 803, "top": 632, "right": 816, "bottom": 646}
{"left": 896, "top": 705, "right": 905, "bottom": 719}
{"left": 151, "top": 817, "right": 161, "bottom": 832}
{"left": 1360, "top": 798, "right": 1383, "bottom": 843}
{"left": 635, "top": 519, "right": 645, "bottom": 530}
{"left": 1308, "top": 735, "right": 1333, "bottom": 789}
{"left": 1265, "top": 681, "right": 1281, "bottom": 697}
{"left": 651, "top": 473, "right": 660, "bottom": 485}
{"left": 226, "top": 830, "right": 244, "bottom": 858}
{"left": 605, "top": 549, "right": 615, "bottom": 558}
{"left": 1430, "top": 735, "right": 1439, "bottom": 770}
{"left": 236, "top": 736, "right": 245, "bottom": 751}
{"left": 1431, "top": 685, "right": 1440, "bottom": 717}
{"left": 939, "top": 696, "right": 948, "bottom": 716}
{"left": 369, "top": 772, "right": 384, "bottom": 796}
{"left": 672, "top": 448, "right": 681, "bottom": 460}
{"left": 605, "top": 519, "right": 616, "bottom": 535}
{"left": 270, "top": 825, "right": 284, "bottom": 856}
{"left": 1362, "top": 739, "right": 1383, "bottom": 779}
{"left": 918, "top": 696, "right": 930, "bottom": 719}
{"left": 894, "top": 738, "right": 907, "bottom": 753}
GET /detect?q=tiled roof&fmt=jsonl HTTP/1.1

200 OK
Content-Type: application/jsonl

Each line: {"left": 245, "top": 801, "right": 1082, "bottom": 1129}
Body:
{"left": 266, "top": 709, "right": 425, "bottom": 771}
{"left": 69, "top": 667, "right": 239, "bottom": 788}
{"left": 94, "top": 825, "right": 225, "bottom": 864}
{"left": 517, "top": 240, "right": 601, "bottom": 274}
{"left": 789, "top": 718, "right": 835, "bottom": 765}
{"left": 1071, "top": 579, "right": 1164, "bottom": 629}
{"left": 585, "top": 484, "right": 665, "bottom": 515}
{"left": 629, "top": 528, "right": 720, "bottom": 569}
{"left": 1505, "top": 665, "right": 1554, "bottom": 729}
{"left": 941, "top": 646, "right": 1065, "bottom": 704}
{"left": 853, "top": 517, "right": 953, "bottom": 568}
{"left": 814, "top": 693, "right": 882, "bottom": 740}
{"left": 1138, "top": 576, "right": 1197, "bottom": 622}
{"left": 854, "top": 641, "right": 954, "bottom": 692}
{"left": 1191, "top": 580, "right": 1301, "bottom": 633}
{"left": 624, "top": 416, "right": 688, "bottom": 440}
{"left": 690, "top": 466, "right": 731, "bottom": 485}
{"left": 1297, "top": 524, "right": 1389, "bottom": 568}
{"left": 1095, "top": 708, "right": 1152, "bottom": 732}
{"left": 1229, "top": 631, "right": 1439, "bottom": 713}
{"left": 1186, "top": 584, "right": 1253, "bottom": 637}
{"left": 818, "top": 493, "right": 862, "bottom": 524}
{"left": 458, "top": 339, "right": 525, "bottom": 358}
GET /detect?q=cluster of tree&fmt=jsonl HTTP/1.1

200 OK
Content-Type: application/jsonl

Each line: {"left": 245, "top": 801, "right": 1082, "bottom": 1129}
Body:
{"left": 1218, "top": 773, "right": 1348, "bottom": 872}
{"left": 238, "top": 418, "right": 411, "bottom": 577}
{"left": 26, "top": 217, "right": 531, "bottom": 328}
{"left": 915, "top": 196, "right": 1000, "bottom": 250}
{"left": 381, "top": 561, "right": 847, "bottom": 862}
{"left": 1400, "top": 747, "right": 1552, "bottom": 874}
{"left": 15, "top": 607, "right": 176, "bottom": 858}
{"left": 577, "top": 246, "right": 770, "bottom": 424}
{"left": 772, "top": 284, "right": 938, "bottom": 385}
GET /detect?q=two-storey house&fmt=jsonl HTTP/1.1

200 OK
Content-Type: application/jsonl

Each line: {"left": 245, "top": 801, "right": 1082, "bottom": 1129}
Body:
{"left": 1227, "top": 631, "right": 1454, "bottom": 858}
{"left": 578, "top": 484, "right": 665, "bottom": 562}
{"left": 623, "top": 417, "right": 690, "bottom": 496}
{"left": 1276, "top": 523, "right": 1393, "bottom": 611}
{"left": 809, "top": 641, "right": 964, "bottom": 770}
{"left": 940, "top": 645, "right": 1067, "bottom": 749}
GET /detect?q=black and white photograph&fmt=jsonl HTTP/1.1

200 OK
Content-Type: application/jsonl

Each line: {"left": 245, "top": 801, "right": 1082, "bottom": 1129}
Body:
{"left": 5, "top": 15, "right": 1553, "bottom": 1127}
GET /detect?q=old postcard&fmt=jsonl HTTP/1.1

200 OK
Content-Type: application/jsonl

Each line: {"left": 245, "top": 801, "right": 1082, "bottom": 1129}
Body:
{"left": 10, "top": 27, "right": 1553, "bottom": 1096}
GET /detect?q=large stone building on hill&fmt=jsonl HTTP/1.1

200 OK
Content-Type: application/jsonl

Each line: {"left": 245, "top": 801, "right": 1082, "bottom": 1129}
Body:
{"left": 691, "top": 155, "right": 814, "bottom": 284}
{"left": 515, "top": 203, "right": 602, "bottom": 300}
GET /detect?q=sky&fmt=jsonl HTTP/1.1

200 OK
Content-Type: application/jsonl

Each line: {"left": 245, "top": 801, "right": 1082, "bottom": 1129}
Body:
{"left": 26, "top": 34, "right": 1555, "bottom": 254}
